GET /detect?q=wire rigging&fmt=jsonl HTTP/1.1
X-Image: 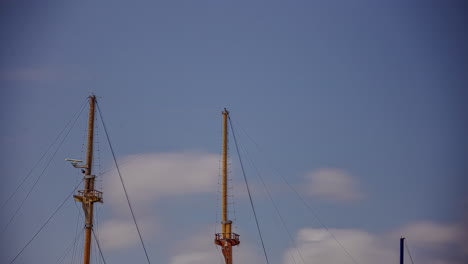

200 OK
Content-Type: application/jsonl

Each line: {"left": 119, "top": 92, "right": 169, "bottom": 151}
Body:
{"left": 405, "top": 240, "right": 415, "bottom": 264}
{"left": 56, "top": 226, "right": 84, "bottom": 264}
{"left": 96, "top": 100, "right": 152, "bottom": 264}
{"left": 70, "top": 201, "right": 84, "bottom": 264}
{"left": 9, "top": 179, "right": 84, "bottom": 264}
{"left": 228, "top": 117, "right": 270, "bottom": 264}
{"left": 240, "top": 146, "right": 300, "bottom": 264}
{"left": 236, "top": 137, "right": 306, "bottom": 264}
{"left": 92, "top": 229, "right": 108, "bottom": 264}
{"left": 232, "top": 120, "right": 361, "bottom": 264}
{"left": 0, "top": 99, "right": 88, "bottom": 212}
{"left": 281, "top": 176, "right": 361, "bottom": 264}
{"left": 2, "top": 100, "right": 88, "bottom": 234}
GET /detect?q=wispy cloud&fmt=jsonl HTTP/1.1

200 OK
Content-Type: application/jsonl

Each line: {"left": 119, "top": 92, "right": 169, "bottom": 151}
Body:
{"left": 396, "top": 221, "right": 460, "bottom": 245}
{"left": 283, "top": 221, "right": 467, "bottom": 264}
{"left": 99, "top": 152, "right": 219, "bottom": 250}
{"left": 104, "top": 152, "right": 219, "bottom": 211}
{"left": 0, "top": 66, "right": 91, "bottom": 81}
{"left": 394, "top": 220, "right": 468, "bottom": 259}
{"left": 99, "top": 218, "right": 158, "bottom": 250}
{"left": 283, "top": 228, "right": 392, "bottom": 264}
{"left": 305, "top": 168, "right": 364, "bottom": 202}
{"left": 0, "top": 67, "right": 60, "bottom": 81}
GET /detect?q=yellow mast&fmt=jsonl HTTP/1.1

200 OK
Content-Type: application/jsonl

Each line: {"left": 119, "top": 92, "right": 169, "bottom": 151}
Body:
{"left": 72, "top": 95, "right": 103, "bottom": 264}
{"left": 215, "top": 109, "right": 240, "bottom": 264}
{"left": 222, "top": 108, "right": 229, "bottom": 235}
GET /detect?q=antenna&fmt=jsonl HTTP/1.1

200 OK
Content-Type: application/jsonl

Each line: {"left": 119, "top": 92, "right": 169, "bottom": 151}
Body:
{"left": 65, "top": 158, "right": 85, "bottom": 168}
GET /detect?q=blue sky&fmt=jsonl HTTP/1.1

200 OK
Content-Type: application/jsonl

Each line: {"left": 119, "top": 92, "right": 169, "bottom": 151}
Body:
{"left": 1, "top": 1, "right": 467, "bottom": 264}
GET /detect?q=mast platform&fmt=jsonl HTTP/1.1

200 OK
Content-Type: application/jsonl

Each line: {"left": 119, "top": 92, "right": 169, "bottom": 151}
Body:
{"left": 214, "top": 232, "right": 240, "bottom": 247}
{"left": 74, "top": 189, "right": 103, "bottom": 203}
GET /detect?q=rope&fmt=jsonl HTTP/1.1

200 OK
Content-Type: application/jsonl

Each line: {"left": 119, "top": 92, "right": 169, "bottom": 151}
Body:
{"left": 57, "top": 202, "right": 84, "bottom": 264}
{"left": 92, "top": 229, "right": 108, "bottom": 264}
{"left": 281, "top": 176, "right": 360, "bottom": 264}
{"left": 9, "top": 179, "right": 84, "bottom": 264}
{"left": 405, "top": 241, "right": 415, "bottom": 264}
{"left": 56, "top": 227, "right": 84, "bottom": 264}
{"left": 228, "top": 117, "right": 270, "bottom": 264}
{"left": 232, "top": 119, "right": 361, "bottom": 264}
{"left": 2, "top": 100, "right": 88, "bottom": 234}
{"left": 70, "top": 201, "right": 84, "bottom": 264}
{"left": 96, "top": 100, "right": 152, "bottom": 264}
{"left": 0, "top": 98, "right": 88, "bottom": 211}
{"left": 238, "top": 138, "right": 306, "bottom": 264}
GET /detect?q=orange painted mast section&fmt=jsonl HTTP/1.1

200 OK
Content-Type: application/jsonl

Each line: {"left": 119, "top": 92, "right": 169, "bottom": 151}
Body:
{"left": 73, "top": 95, "right": 103, "bottom": 264}
{"left": 215, "top": 109, "right": 240, "bottom": 264}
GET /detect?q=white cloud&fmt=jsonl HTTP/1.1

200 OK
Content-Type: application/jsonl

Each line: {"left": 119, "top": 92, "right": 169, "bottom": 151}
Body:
{"left": 394, "top": 220, "right": 468, "bottom": 261}
{"left": 306, "top": 168, "right": 364, "bottom": 201}
{"left": 283, "top": 221, "right": 467, "bottom": 264}
{"left": 396, "top": 221, "right": 461, "bottom": 245}
{"left": 94, "top": 154, "right": 468, "bottom": 264}
{"left": 99, "top": 152, "right": 220, "bottom": 250}
{"left": 284, "top": 228, "right": 393, "bottom": 264}
{"left": 104, "top": 152, "right": 219, "bottom": 212}
{"left": 99, "top": 218, "right": 158, "bottom": 250}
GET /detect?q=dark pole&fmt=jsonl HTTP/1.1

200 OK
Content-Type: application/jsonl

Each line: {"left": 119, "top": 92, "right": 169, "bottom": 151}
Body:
{"left": 400, "top": 237, "right": 405, "bottom": 264}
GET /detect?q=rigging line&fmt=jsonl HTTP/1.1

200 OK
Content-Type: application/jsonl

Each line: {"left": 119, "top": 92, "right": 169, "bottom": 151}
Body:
{"left": 9, "top": 179, "right": 84, "bottom": 264}
{"left": 96, "top": 100, "right": 152, "bottom": 264}
{"left": 236, "top": 137, "right": 306, "bottom": 264}
{"left": 282, "top": 176, "right": 360, "bottom": 264}
{"left": 94, "top": 206, "right": 103, "bottom": 264}
{"left": 94, "top": 205, "right": 103, "bottom": 264}
{"left": 214, "top": 243, "right": 224, "bottom": 264}
{"left": 405, "top": 241, "right": 415, "bottom": 264}
{"left": 70, "top": 203, "right": 82, "bottom": 264}
{"left": 95, "top": 159, "right": 132, "bottom": 177}
{"left": 71, "top": 226, "right": 85, "bottom": 264}
{"left": 231, "top": 120, "right": 361, "bottom": 264}
{"left": 56, "top": 206, "right": 83, "bottom": 264}
{"left": 92, "top": 229, "right": 108, "bottom": 264}
{"left": 228, "top": 117, "right": 270, "bottom": 264}
{"left": 215, "top": 159, "right": 221, "bottom": 234}
{"left": 0, "top": 98, "right": 88, "bottom": 211}
{"left": 56, "top": 227, "right": 84, "bottom": 264}
{"left": 1, "top": 100, "right": 88, "bottom": 234}
{"left": 235, "top": 134, "right": 299, "bottom": 264}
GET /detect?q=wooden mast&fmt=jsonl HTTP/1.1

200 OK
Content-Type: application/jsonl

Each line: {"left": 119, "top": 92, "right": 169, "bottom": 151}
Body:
{"left": 215, "top": 108, "right": 240, "bottom": 264}
{"left": 73, "top": 95, "right": 103, "bottom": 264}
{"left": 222, "top": 108, "right": 229, "bottom": 236}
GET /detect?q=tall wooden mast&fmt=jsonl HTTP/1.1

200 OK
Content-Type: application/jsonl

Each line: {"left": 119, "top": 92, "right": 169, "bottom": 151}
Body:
{"left": 215, "top": 109, "right": 240, "bottom": 264}
{"left": 72, "top": 95, "right": 103, "bottom": 264}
